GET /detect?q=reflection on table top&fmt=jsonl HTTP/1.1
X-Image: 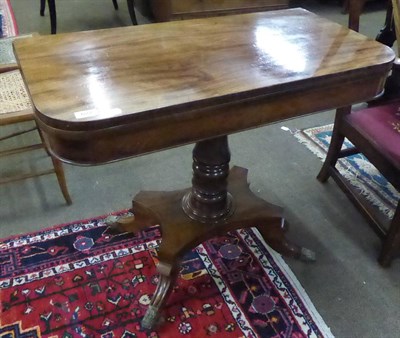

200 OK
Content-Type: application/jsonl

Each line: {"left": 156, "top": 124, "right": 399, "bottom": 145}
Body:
{"left": 14, "top": 8, "right": 394, "bottom": 132}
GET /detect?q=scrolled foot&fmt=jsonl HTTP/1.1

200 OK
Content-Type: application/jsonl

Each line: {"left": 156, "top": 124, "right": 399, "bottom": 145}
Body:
{"left": 257, "top": 219, "right": 316, "bottom": 262}
{"left": 141, "top": 305, "right": 164, "bottom": 330}
{"left": 140, "top": 261, "right": 176, "bottom": 330}
{"left": 104, "top": 201, "right": 159, "bottom": 235}
{"left": 103, "top": 214, "right": 136, "bottom": 234}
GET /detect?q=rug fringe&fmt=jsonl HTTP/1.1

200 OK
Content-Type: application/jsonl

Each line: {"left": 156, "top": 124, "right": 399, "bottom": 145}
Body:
{"left": 294, "top": 130, "right": 328, "bottom": 161}
{"left": 250, "top": 228, "right": 335, "bottom": 338}
{"left": 294, "top": 129, "right": 395, "bottom": 219}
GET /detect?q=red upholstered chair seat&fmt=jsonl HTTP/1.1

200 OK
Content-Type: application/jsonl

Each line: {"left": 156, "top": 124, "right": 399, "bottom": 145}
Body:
{"left": 346, "top": 103, "right": 400, "bottom": 169}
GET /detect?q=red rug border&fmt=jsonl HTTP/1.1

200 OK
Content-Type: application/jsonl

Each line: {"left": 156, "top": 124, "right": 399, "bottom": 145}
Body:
{"left": 0, "top": 209, "right": 130, "bottom": 242}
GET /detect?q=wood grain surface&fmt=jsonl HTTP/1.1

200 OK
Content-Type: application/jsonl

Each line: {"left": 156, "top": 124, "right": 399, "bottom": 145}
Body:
{"left": 13, "top": 8, "right": 395, "bottom": 164}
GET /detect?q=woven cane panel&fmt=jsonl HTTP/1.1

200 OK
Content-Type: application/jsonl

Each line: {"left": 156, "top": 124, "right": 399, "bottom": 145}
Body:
{"left": 0, "top": 70, "right": 32, "bottom": 114}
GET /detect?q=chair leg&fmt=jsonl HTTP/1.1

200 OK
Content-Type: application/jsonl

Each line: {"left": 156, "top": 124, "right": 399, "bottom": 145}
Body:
{"left": 36, "top": 126, "right": 72, "bottom": 204}
{"left": 127, "top": 0, "right": 138, "bottom": 25}
{"left": 376, "top": 0, "right": 396, "bottom": 47}
{"left": 112, "top": 0, "right": 119, "bottom": 10}
{"left": 48, "top": 0, "right": 57, "bottom": 34}
{"left": 51, "top": 156, "right": 72, "bottom": 205}
{"left": 317, "top": 106, "right": 350, "bottom": 182}
{"left": 378, "top": 205, "right": 400, "bottom": 267}
{"left": 347, "top": 0, "right": 367, "bottom": 32}
{"left": 40, "top": 0, "right": 46, "bottom": 16}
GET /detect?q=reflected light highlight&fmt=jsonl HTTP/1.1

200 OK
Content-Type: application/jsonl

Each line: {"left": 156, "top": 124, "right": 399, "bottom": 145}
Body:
{"left": 88, "top": 73, "right": 111, "bottom": 111}
{"left": 81, "top": 72, "right": 122, "bottom": 119}
{"left": 254, "top": 26, "right": 307, "bottom": 73}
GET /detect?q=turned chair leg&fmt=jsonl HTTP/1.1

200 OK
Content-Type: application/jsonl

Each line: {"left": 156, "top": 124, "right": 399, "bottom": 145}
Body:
{"left": 40, "top": 0, "right": 46, "bottom": 16}
{"left": 127, "top": 0, "right": 138, "bottom": 25}
{"left": 317, "top": 106, "right": 351, "bottom": 182}
{"left": 112, "top": 0, "right": 119, "bottom": 10}
{"left": 378, "top": 205, "right": 400, "bottom": 267}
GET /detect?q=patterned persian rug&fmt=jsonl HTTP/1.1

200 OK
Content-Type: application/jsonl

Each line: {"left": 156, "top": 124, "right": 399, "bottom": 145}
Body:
{"left": 0, "top": 0, "right": 18, "bottom": 38}
{"left": 0, "top": 210, "right": 334, "bottom": 337}
{"left": 294, "top": 124, "right": 398, "bottom": 218}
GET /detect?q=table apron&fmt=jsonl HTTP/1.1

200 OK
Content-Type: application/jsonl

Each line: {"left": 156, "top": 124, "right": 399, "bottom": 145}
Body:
{"left": 36, "top": 73, "right": 387, "bottom": 165}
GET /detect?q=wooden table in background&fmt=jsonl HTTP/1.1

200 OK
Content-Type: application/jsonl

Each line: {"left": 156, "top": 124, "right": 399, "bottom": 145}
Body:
{"left": 146, "top": 0, "right": 289, "bottom": 22}
{"left": 14, "top": 8, "right": 394, "bottom": 329}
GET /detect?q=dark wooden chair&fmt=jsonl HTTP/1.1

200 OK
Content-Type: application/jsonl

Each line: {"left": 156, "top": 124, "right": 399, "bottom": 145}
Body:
{"left": 40, "top": 0, "right": 137, "bottom": 34}
{"left": 346, "top": 0, "right": 395, "bottom": 41}
{"left": 317, "top": 103, "right": 400, "bottom": 266}
{"left": 0, "top": 69, "right": 72, "bottom": 205}
{"left": 317, "top": 0, "right": 400, "bottom": 267}
{"left": 349, "top": 0, "right": 400, "bottom": 102}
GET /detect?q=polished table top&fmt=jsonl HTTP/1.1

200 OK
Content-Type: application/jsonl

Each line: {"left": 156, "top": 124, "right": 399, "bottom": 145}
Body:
{"left": 14, "top": 8, "right": 394, "bottom": 164}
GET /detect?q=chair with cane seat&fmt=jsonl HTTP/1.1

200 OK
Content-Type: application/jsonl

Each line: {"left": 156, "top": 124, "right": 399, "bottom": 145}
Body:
{"left": 40, "top": 0, "right": 138, "bottom": 34}
{"left": 0, "top": 69, "right": 72, "bottom": 205}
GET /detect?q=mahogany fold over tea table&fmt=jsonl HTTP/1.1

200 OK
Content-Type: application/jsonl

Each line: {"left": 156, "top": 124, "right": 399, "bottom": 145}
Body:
{"left": 14, "top": 8, "right": 394, "bottom": 329}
